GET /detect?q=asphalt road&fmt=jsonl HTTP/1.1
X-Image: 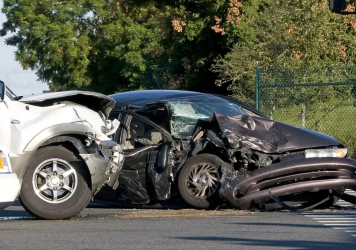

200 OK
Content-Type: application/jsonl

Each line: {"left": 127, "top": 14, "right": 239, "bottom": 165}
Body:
{"left": 1, "top": 201, "right": 356, "bottom": 250}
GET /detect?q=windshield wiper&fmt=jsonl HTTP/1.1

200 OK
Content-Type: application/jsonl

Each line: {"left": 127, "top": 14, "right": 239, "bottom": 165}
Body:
{"left": 14, "top": 96, "right": 23, "bottom": 101}
{"left": 5, "top": 86, "right": 22, "bottom": 100}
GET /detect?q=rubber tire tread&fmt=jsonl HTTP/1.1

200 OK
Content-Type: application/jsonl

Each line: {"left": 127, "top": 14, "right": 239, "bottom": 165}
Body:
{"left": 19, "top": 146, "right": 92, "bottom": 220}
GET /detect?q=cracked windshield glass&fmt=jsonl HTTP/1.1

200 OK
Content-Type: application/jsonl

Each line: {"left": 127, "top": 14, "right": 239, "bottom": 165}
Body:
{"left": 166, "top": 96, "right": 246, "bottom": 138}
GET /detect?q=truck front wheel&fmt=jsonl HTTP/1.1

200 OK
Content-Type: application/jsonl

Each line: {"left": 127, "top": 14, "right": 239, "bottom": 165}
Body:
{"left": 19, "top": 146, "right": 92, "bottom": 220}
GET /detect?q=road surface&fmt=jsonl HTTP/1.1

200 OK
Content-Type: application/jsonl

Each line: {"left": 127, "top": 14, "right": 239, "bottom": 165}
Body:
{"left": 0, "top": 201, "right": 356, "bottom": 250}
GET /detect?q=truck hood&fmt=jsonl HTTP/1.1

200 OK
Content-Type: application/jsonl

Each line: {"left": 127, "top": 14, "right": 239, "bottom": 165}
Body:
{"left": 20, "top": 91, "right": 115, "bottom": 117}
{"left": 197, "top": 113, "right": 339, "bottom": 153}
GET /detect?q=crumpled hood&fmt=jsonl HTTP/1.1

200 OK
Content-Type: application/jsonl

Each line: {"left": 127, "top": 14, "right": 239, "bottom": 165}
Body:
{"left": 198, "top": 113, "right": 339, "bottom": 153}
{"left": 20, "top": 91, "right": 115, "bottom": 118}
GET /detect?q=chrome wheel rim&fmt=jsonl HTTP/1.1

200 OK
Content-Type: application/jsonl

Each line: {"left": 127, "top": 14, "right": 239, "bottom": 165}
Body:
{"left": 185, "top": 163, "right": 220, "bottom": 199}
{"left": 32, "top": 158, "right": 78, "bottom": 204}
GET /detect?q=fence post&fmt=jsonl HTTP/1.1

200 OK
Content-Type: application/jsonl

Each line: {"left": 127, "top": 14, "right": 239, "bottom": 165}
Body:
{"left": 301, "top": 103, "right": 306, "bottom": 128}
{"left": 255, "top": 66, "right": 260, "bottom": 110}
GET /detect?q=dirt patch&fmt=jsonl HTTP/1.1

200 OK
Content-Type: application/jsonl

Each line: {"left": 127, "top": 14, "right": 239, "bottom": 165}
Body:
{"left": 116, "top": 209, "right": 256, "bottom": 219}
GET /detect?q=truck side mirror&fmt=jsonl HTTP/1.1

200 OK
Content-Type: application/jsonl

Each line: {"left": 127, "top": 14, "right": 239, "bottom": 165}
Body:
{"left": 330, "top": 0, "right": 347, "bottom": 12}
{"left": 330, "top": 0, "right": 356, "bottom": 14}
{"left": 0, "top": 81, "right": 5, "bottom": 102}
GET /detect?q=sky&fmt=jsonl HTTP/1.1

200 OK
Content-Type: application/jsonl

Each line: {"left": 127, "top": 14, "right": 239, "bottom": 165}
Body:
{"left": 0, "top": 1, "right": 49, "bottom": 95}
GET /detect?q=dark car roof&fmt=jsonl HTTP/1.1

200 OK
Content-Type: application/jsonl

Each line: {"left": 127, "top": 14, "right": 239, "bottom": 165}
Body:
{"left": 109, "top": 89, "right": 267, "bottom": 118}
{"left": 109, "top": 90, "right": 213, "bottom": 107}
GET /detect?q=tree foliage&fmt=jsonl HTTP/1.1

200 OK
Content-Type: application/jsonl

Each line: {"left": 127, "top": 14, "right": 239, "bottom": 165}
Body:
{"left": 1, "top": 0, "right": 250, "bottom": 94}
{"left": 212, "top": 0, "right": 356, "bottom": 104}
{"left": 2, "top": 0, "right": 356, "bottom": 97}
{"left": 1, "top": 0, "right": 165, "bottom": 93}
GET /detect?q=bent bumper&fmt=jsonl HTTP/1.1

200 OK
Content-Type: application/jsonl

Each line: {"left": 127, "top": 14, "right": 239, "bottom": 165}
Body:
{"left": 80, "top": 140, "right": 124, "bottom": 195}
{"left": 220, "top": 157, "right": 356, "bottom": 209}
{"left": 0, "top": 173, "right": 20, "bottom": 209}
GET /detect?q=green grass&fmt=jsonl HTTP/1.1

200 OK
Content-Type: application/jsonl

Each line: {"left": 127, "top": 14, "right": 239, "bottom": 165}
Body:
{"left": 261, "top": 101, "right": 356, "bottom": 158}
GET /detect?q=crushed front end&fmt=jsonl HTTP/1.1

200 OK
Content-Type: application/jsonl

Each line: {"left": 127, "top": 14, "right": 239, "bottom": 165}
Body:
{"left": 220, "top": 156, "right": 356, "bottom": 210}
{"left": 80, "top": 132, "right": 124, "bottom": 195}
{"left": 191, "top": 112, "right": 356, "bottom": 210}
{"left": 19, "top": 91, "right": 125, "bottom": 196}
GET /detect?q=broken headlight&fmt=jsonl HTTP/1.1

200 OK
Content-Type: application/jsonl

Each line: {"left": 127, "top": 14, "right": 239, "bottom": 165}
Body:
{"left": 305, "top": 148, "right": 348, "bottom": 158}
{"left": 0, "top": 151, "right": 11, "bottom": 172}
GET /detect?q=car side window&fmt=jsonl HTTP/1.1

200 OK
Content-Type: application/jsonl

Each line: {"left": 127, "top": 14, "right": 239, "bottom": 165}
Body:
{"left": 240, "top": 107, "right": 261, "bottom": 117}
{"left": 123, "top": 115, "right": 165, "bottom": 150}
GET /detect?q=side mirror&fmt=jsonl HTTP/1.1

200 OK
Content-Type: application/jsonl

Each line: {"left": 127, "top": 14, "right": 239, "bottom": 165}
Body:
{"left": 330, "top": 0, "right": 356, "bottom": 14}
{"left": 0, "top": 81, "right": 5, "bottom": 102}
{"left": 156, "top": 144, "right": 169, "bottom": 173}
{"left": 330, "top": 0, "right": 347, "bottom": 12}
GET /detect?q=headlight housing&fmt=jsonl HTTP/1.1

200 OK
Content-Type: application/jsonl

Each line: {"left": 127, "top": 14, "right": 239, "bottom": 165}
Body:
{"left": 0, "top": 151, "right": 11, "bottom": 172}
{"left": 305, "top": 148, "right": 348, "bottom": 158}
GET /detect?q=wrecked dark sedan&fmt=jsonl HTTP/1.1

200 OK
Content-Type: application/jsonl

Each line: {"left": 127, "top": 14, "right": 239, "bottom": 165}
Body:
{"left": 101, "top": 90, "right": 356, "bottom": 210}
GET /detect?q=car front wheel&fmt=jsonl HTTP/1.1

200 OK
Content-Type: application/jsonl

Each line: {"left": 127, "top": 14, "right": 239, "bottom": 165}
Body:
{"left": 178, "top": 154, "right": 223, "bottom": 209}
{"left": 19, "top": 146, "right": 92, "bottom": 220}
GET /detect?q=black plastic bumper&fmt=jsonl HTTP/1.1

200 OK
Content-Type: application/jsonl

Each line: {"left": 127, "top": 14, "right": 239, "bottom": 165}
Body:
{"left": 220, "top": 157, "right": 356, "bottom": 209}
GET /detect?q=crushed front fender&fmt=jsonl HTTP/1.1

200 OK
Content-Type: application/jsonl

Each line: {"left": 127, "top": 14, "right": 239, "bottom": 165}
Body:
{"left": 220, "top": 157, "right": 356, "bottom": 209}
{"left": 80, "top": 140, "right": 123, "bottom": 195}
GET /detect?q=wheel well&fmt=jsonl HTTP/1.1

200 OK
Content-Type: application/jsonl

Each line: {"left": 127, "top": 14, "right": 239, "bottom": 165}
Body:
{"left": 196, "top": 145, "right": 229, "bottom": 163}
{"left": 39, "top": 135, "right": 87, "bottom": 154}
{"left": 175, "top": 143, "right": 229, "bottom": 175}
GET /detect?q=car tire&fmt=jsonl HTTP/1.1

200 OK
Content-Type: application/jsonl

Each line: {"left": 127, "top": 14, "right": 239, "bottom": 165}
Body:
{"left": 178, "top": 154, "right": 223, "bottom": 209}
{"left": 19, "top": 145, "right": 92, "bottom": 220}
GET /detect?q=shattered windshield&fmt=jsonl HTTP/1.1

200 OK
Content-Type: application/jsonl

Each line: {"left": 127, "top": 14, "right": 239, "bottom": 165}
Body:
{"left": 166, "top": 96, "right": 246, "bottom": 138}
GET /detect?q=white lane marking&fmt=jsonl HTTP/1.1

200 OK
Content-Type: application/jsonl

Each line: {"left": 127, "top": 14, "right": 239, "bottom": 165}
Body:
{"left": 336, "top": 189, "right": 356, "bottom": 207}
{"left": 325, "top": 224, "right": 356, "bottom": 226}
{"left": 318, "top": 221, "right": 356, "bottom": 223}
{"left": 304, "top": 212, "right": 356, "bottom": 238}
{"left": 311, "top": 218, "right": 356, "bottom": 220}
{"left": 304, "top": 213, "right": 356, "bottom": 215}
{"left": 0, "top": 216, "right": 33, "bottom": 221}
{"left": 304, "top": 215, "right": 356, "bottom": 217}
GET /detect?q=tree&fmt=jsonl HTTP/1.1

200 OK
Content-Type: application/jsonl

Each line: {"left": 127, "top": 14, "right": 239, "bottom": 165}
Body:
{"left": 1, "top": 0, "right": 255, "bottom": 94}
{"left": 1, "top": 0, "right": 168, "bottom": 93}
{"left": 212, "top": 0, "right": 356, "bottom": 104}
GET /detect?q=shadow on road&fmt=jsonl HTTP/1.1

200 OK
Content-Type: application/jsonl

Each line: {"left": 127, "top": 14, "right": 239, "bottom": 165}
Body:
{"left": 227, "top": 222, "right": 328, "bottom": 229}
{"left": 0, "top": 210, "right": 31, "bottom": 218}
{"left": 172, "top": 236, "right": 355, "bottom": 249}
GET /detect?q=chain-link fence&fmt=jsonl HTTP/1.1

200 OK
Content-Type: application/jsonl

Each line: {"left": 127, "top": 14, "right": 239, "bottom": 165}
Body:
{"left": 255, "top": 67, "right": 356, "bottom": 157}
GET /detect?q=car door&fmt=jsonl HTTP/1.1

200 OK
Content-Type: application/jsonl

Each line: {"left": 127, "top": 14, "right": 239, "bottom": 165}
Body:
{"left": 110, "top": 110, "right": 173, "bottom": 204}
{"left": 0, "top": 81, "right": 11, "bottom": 154}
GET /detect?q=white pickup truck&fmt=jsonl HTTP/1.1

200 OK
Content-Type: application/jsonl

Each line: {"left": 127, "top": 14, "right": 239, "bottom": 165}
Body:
{"left": 0, "top": 81, "right": 20, "bottom": 209}
{"left": 0, "top": 80, "right": 123, "bottom": 219}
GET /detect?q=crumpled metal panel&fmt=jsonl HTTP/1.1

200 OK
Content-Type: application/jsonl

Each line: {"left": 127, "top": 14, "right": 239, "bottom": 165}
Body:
{"left": 119, "top": 157, "right": 150, "bottom": 204}
{"left": 147, "top": 167, "right": 172, "bottom": 201}
{"left": 21, "top": 91, "right": 115, "bottom": 118}
{"left": 119, "top": 147, "right": 172, "bottom": 203}
{"left": 202, "top": 113, "right": 339, "bottom": 153}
